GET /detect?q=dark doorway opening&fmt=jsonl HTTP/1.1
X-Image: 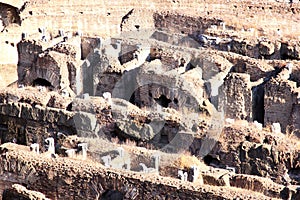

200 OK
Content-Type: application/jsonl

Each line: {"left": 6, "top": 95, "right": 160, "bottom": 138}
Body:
{"left": 252, "top": 85, "right": 264, "bottom": 124}
{"left": 203, "top": 155, "right": 221, "bottom": 166}
{"left": 155, "top": 95, "right": 171, "bottom": 108}
{"left": 32, "top": 78, "right": 52, "bottom": 87}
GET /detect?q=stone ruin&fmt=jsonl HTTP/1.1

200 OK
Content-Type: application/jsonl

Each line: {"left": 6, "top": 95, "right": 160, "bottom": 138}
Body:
{"left": 0, "top": 0, "right": 300, "bottom": 199}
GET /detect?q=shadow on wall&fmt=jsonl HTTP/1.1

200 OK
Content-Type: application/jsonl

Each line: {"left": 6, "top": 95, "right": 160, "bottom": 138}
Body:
{"left": 0, "top": 3, "right": 21, "bottom": 29}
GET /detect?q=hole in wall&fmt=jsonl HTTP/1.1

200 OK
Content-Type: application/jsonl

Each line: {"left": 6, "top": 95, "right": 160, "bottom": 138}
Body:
{"left": 252, "top": 85, "right": 264, "bottom": 124}
{"left": 135, "top": 25, "right": 140, "bottom": 31}
{"left": 32, "top": 78, "right": 54, "bottom": 89}
{"left": 155, "top": 95, "right": 172, "bottom": 108}
{"left": 245, "top": 135, "right": 250, "bottom": 141}
{"left": 66, "top": 103, "right": 72, "bottom": 111}
{"left": 174, "top": 98, "right": 178, "bottom": 104}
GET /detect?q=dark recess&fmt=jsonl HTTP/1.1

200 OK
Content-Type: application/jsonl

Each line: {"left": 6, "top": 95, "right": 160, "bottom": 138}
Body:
{"left": 32, "top": 78, "right": 52, "bottom": 87}
{"left": 155, "top": 95, "right": 172, "bottom": 108}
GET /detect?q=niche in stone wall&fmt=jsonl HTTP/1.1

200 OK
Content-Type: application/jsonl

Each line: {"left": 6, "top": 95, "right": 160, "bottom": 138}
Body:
{"left": 32, "top": 78, "right": 54, "bottom": 91}
{"left": 154, "top": 95, "right": 172, "bottom": 108}
{"left": 252, "top": 84, "right": 265, "bottom": 124}
{"left": 32, "top": 78, "right": 52, "bottom": 87}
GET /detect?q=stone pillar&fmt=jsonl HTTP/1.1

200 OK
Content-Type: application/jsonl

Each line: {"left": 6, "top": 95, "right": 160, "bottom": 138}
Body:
{"left": 45, "top": 138, "right": 55, "bottom": 154}
{"left": 139, "top": 163, "right": 148, "bottom": 172}
{"left": 78, "top": 143, "right": 88, "bottom": 160}
{"left": 125, "top": 160, "right": 131, "bottom": 170}
{"left": 253, "top": 121, "right": 263, "bottom": 131}
{"left": 220, "top": 22, "right": 226, "bottom": 30}
{"left": 220, "top": 73, "right": 252, "bottom": 121}
{"left": 101, "top": 155, "right": 111, "bottom": 167}
{"left": 40, "top": 27, "right": 47, "bottom": 42}
{"left": 30, "top": 143, "right": 39, "bottom": 154}
{"left": 183, "top": 172, "right": 188, "bottom": 181}
{"left": 152, "top": 154, "right": 160, "bottom": 171}
{"left": 191, "top": 165, "right": 199, "bottom": 182}
{"left": 103, "top": 92, "right": 112, "bottom": 105}
{"left": 271, "top": 123, "right": 281, "bottom": 134}
{"left": 59, "top": 29, "right": 65, "bottom": 37}
{"left": 116, "top": 147, "right": 124, "bottom": 158}
{"left": 178, "top": 170, "right": 188, "bottom": 181}
{"left": 65, "top": 149, "right": 76, "bottom": 158}
{"left": 115, "top": 39, "right": 122, "bottom": 53}
{"left": 178, "top": 170, "right": 183, "bottom": 180}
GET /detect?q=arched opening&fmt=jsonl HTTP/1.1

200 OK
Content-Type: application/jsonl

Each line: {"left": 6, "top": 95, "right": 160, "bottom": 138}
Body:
{"left": 32, "top": 78, "right": 54, "bottom": 91}
{"left": 203, "top": 154, "right": 220, "bottom": 166}
{"left": 203, "top": 155, "right": 213, "bottom": 165}
{"left": 155, "top": 95, "right": 172, "bottom": 108}
{"left": 32, "top": 78, "right": 53, "bottom": 87}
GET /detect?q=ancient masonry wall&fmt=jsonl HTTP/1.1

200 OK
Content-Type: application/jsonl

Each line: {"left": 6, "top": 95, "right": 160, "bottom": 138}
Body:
{"left": 291, "top": 104, "right": 300, "bottom": 137}
{"left": 0, "top": 102, "right": 76, "bottom": 149}
{"left": 0, "top": 144, "right": 277, "bottom": 200}
{"left": 2, "top": 0, "right": 300, "bottom": 65}
{"left": 221, "top": 73, "right": 252, "bottom": 121}
{"left": 264, "top": 78, "right": 297, "bottom": 132}
{"left": 17, "top": 38, "right": 83, "bottom": 94}
{"left": 16, "top": 0, "right": 205, "bottom": 38}
{"left": 2, "top": 184, "right": 50, "bottom": 200}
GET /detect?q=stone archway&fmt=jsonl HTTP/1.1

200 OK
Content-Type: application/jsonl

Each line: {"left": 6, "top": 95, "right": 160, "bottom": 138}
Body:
{"left": 32, "top": 78, "right": 54, "bottom": 91}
